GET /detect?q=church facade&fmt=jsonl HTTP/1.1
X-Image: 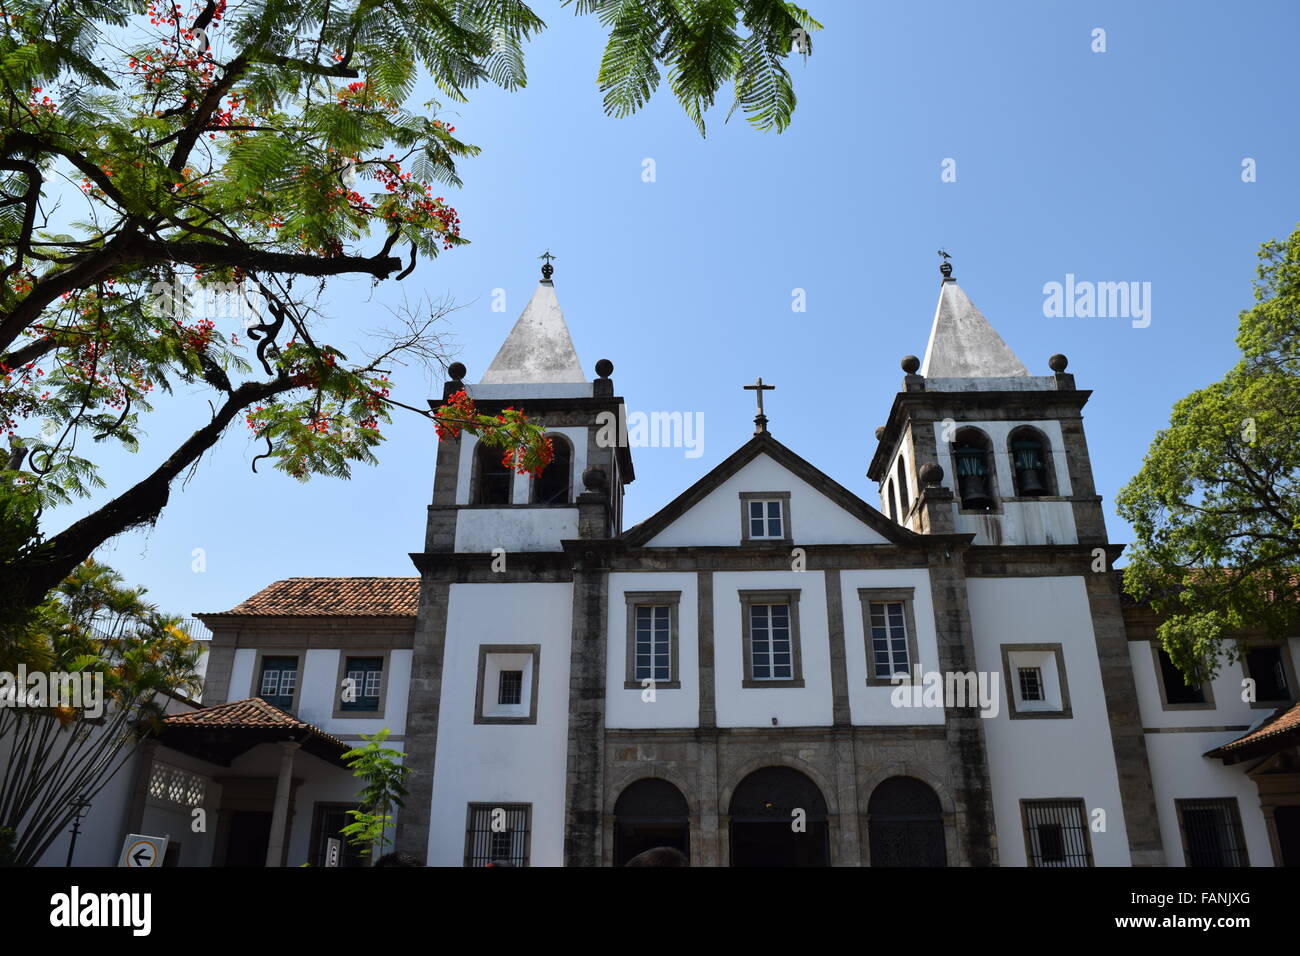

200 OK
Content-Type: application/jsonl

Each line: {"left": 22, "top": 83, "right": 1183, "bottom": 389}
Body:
{"left": 175, "top": 262, "right": 1299, "bottom": 868}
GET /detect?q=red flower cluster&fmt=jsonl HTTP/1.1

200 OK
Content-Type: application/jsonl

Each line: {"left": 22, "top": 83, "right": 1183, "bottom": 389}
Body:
{"left": 434, "top": 389, "right": 476, "bottom": 440}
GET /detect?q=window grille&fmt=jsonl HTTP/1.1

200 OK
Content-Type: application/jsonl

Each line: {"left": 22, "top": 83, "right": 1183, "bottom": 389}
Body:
{"left": 465, "top": 804, "right": 531, "bottom": 867}
{"left": 1022, "top": 799, "right": 1092, "bottom": 867}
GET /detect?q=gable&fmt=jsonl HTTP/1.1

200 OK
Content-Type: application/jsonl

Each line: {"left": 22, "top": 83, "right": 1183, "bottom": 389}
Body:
{"left": 630, "top": 434, "right": 906, "bottom": 548}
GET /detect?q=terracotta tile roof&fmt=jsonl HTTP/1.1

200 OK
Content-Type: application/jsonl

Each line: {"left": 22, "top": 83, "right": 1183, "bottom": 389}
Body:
{"left": 1205, "top": 702, "right": 1300, "bottom": 758}
{"left": 163, "top": 697, "right": 349, "bottom": 751}
{"left": 204, "top": 577, "right": 419, "bottom": 617}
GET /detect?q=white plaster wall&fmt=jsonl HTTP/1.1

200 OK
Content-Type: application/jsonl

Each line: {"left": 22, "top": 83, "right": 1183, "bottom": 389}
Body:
{"left": 455, "top": 427, "right": 588, "bottom": 508}
{"left": 455, "top": 507, "right": 579, "bottom": 552}
{"left": 428, "top": 582, "right": 573, "bottom": 866}
{"left": 966, "top": 576, "right": 1131, "bottom": 866}
{"left": 229, "top": 647, "right": 255, "bottom": 700}
{"left": 713, "top": 570, "right": 834, "bottom": 727}
{"left": 1142, "top": 731, "right": 1275, "bottom": 866}
{"left": 605, "top": 572, "right": 699, "bottom": 728}
{"left": 839, "top": 568, "right": 944, "bottom": 726}
{"left": 287, "top": 648, "right": 412, "bottom": 736}
{"left": 647, "top": 453, "right": 889, "bottom": 547}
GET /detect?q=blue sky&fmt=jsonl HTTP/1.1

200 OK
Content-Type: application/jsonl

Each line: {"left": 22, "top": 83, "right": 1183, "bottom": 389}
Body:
{"left": 69, "top": 0, "right": 1300, "bottom": 620}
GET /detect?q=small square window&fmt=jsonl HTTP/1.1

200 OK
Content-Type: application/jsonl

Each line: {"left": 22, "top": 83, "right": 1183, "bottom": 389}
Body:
{"left": 498, "top": 670, "right": 523, "bottom": 706}
{"left": 475, "top": 646, "right": 540, "bottom": 724}
{"left": 256, "top": 655, "right": 299, "bottom": 711}
{"left": 465, "top": 803, "right": 531, "bottom": 867}
{"left": 334, "top": 652, "right": 389, "bottom": 719}
{"left": 1240, "top": 644, "right": 1295, "bottom": 706}
{"left": 1021, "top": 799, "right": 1093, "bottom": 867}
{"left": 1152, "top": 645, "right": 1214, "bottom": 711}
{"left": 1018, "top": 666, "right": 1044, "bottom": 702}
{"left": 1176, "top": 798, "right": 1249, "bottom": 867}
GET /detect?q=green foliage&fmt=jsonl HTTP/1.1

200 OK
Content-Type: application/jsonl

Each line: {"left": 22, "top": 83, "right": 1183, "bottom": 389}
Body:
{"left": 1117, "top": 225, "right": 1300, "bottom": 682}
{"left": 0, "top": 558, "right": 205, "bottom": 866}
{"left": 0, "top": 0, "right": 819, "bottom": 637}
{"left": 339, "top": 728, "right": 410, "bottom": 859}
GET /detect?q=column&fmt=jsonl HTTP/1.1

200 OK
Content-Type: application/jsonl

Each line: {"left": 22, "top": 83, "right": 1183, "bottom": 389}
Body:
{"left": 264, "top": 740, "right": 300, "bottom": 867}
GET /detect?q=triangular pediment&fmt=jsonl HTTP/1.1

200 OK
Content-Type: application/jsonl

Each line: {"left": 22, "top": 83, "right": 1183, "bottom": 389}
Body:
{"left": 623, "top": 433, "right": 916, "bottom": 548}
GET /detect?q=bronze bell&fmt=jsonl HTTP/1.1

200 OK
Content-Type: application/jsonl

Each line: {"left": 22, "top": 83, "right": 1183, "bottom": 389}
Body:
{"left": 958, "top": 473, "right": 994, "bottom": 510}
{"left": 1017, "top": 466, "right": 1048, "bottom": 496}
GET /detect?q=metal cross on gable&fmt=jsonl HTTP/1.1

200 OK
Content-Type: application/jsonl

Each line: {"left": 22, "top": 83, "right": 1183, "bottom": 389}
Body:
{"left": 744, "top": 377, "right": 775, "bottom": 435}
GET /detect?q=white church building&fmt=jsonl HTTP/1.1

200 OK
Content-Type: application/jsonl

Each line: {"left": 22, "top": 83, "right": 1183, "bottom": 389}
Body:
{"left": 45, "top": 259, "right": 1300, "bottom": 867}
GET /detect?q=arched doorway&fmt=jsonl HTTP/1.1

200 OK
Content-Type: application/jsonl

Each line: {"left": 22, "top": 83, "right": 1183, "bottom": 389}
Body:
{"left": 728, "top": 766, "right": 830, "bottom": 867}
{"left": 867, "top": 776, "right": 947, "bottom": 866}
{"left": 613, "top": 778, "right": 690, "bottom": 866}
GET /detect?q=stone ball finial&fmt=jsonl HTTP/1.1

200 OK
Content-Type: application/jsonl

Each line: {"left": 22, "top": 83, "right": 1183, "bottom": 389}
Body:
{"left": 919, "top": 461, "right": 944, "bottom": 486}
{"left": 874, "top": 426, "right": 886, "bottom": 441}
{"left": 1048, "top": 353, "right": 1068, "bottom": 373}
{"left": 582, "top": 464, "right": 608, "bottom": 492}
{"left": 595, "top": 358, "right": 614, "bottom": 379}
{"left": 901, "top": 355, "right": 920, "bottom": 374}
{"left": 448, "top": 361, "right": 467, "bottom": 381}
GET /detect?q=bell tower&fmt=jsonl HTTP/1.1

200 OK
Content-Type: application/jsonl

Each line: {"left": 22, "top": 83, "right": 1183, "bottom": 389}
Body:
{"left": 421, "top": 259, "right": 634, "bottom": 554}
{"left": 867, "top": 258, "right": 1108, "bottom": 547}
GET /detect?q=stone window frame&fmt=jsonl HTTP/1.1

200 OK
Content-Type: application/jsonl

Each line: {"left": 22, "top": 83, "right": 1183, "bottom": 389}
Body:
{"left": 474, "top": 644, "right": 541, "bottom": 725}
{"left": 249, "top": 648, "right": 305, "bottom": 713}
{"left": 330, "top": 648, "right": 392, "bottom": 719}
{"left": 623, "top": 591, "right": 682, "bottom": 690}
{"left": 528, "top": 432, "right": 575, "bottom": 505}
{"left": 1019, "top": 797, "right": 1095, "bottom": 867}
{"left": 738, "top": 589, "right": 804, "bottom": 689}
{"left": 858, "top": 587, "right": 920, "bottom": 687}
{"left": 1000, "top": 643, "right": 1073, "bottom": 719}
{"left": 739, "top": 491, "right": 793, "bottom": 545}
{"left": 463, "top": 802, "right": 533, "bottom": 868}
{"left": 1150, "top": 643, "right": 1216, "bottom": 711}
{"left": 1174, "top": 797, "right": 1250, "bottom": 867}
{"left": 1236, "top": 638, "right": 1298, "bottom": 710}
{"left": 469, "top": 436, "right": 514, "bottom": 506}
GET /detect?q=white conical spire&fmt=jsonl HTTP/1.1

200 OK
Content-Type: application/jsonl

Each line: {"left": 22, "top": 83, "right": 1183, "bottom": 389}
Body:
{"left": 480, "top": 279, "right": 586, "bottom": 384}
{"left": 920, "top": 279, "right": 1029, "bottom": 379}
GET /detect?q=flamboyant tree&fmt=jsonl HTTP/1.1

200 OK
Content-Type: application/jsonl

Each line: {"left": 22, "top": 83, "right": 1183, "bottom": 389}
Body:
{"left": 0, "top": 0, "right": 822, "bottom": 641}
{"left": 1117, "top": 225, "right": 1300, "bottom": 683}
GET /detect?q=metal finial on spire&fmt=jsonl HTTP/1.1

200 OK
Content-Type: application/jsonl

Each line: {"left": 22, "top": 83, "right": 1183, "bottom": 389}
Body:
{"left": 937, "top": 249, "right": 954, "bottom": 281}
{"left": 743, "top": 377, "right": 776, "bottom": 434}
{"left": 539, "top": 250, "right": 556, "bottom": 281}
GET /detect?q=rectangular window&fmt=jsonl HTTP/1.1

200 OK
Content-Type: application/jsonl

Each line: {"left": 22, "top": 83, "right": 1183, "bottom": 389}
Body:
{"left": 740, "top": 590, "right": 803, "bottom": 688}
{"left": 870, "top": 601, "right": 910, "bottom": 680}
{"left": 748, "top": 499, "right": 784, "bottom": 539}
{"left": 498, "top": 670, "right": 523, "bottom": 706}
{"left": 341, "top": 656, "right": 383, "bottom": 713}
{"left": 1018, "top": 666, "right": 1044, "bottom": 702}
{"left": 623, "top": 592, "right": 681, "bottom": 690}
{"left": 739, "top": 492, "right": 792, "bottom": 543}
{"left": 464, "top": 803, "right": 531, "bottom": 867}
{"left": 309, "top": 804, "right": 367, "bottom": 867}
{"left": 1021, "top": 799, "right": 1093, "bottom": 867}
{"left": 635, "top": 605, "right": 672, "bottom": 682}
{"left": 1176, "top": 799, "right": 1249, "bottom": 867}
{"left": 750, "top": 604, "right": 793, "bottom": 680}
{"left": 1159, "top": 647, "right": 1206, "bottom": 707}
{"left": 258, "top": 656, "right": 298, "bottom": 711}
{"left": 1243, "top": 646, "right": 1292, "bottom": 703}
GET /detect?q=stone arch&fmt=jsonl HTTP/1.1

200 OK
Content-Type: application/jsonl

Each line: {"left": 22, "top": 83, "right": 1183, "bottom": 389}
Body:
{"left": 866, "top": 774, "right": 948, "bottom": 867}
{"left": 611, "top": 777, "right": 692, "bottom": 867}
{"left": 1006, "top": 424, "right": 1056, "bottom": 497}
{"left": 605, "top": 766, "right": 700, "bottom": 820}
{"left": 719, "top": 754, "right": 840, "bottom": 819}
{"left": 725, "top": 763, "right": 833, "bottom": 867}
{"left": 952, "top": 426, "right": 998, "bottom": 510}
{"left": 859, "top": 763, "right": 957, "bottom": 817}
{"left": 470, "top": 436, "right": 513, "bottom": 505}
{"left": 530, "top": 432, "right": 574, "bottom": 504}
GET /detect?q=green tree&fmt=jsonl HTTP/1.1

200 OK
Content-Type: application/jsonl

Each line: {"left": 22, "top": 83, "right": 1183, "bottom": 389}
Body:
{"left": 0, "top": 0, "right": 821, "bottom": 639}
{"left": 0, "top": 558, "right": 204, "bottom": 866}
{"left": 1117, "top": 225, "right": 1300, "bottom": 684}
{"left": 339, "top": 728, "right": 409, "bottom": 861}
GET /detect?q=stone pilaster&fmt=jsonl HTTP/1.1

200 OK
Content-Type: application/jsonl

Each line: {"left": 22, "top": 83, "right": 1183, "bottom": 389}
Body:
{"left": 563, "top": 554, "right": 608, "bottom": 866}
{"left": 927, "top": 551, "right": 998, "bottom": 866}
{"left": 1085, "top": 569, "right": 1166, "bottom": 865}
{"left": 394, "top": 576, "right": 451, "bottom": 859}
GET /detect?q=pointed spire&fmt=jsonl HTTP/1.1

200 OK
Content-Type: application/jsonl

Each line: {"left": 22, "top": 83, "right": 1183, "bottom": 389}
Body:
{"left": 920, "top": 276, "right": 1029, "bottom": 379}
{"left": 480, "top": 275, "right": 586, "bottom": 384}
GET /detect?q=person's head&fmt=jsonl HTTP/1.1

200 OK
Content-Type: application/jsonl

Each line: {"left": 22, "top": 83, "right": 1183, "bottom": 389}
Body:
{"left": 374, "top": 851, "right": 424, "bottom": 867}
{"left": 624, "top": 846, "right": 689, "bottom": 867}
